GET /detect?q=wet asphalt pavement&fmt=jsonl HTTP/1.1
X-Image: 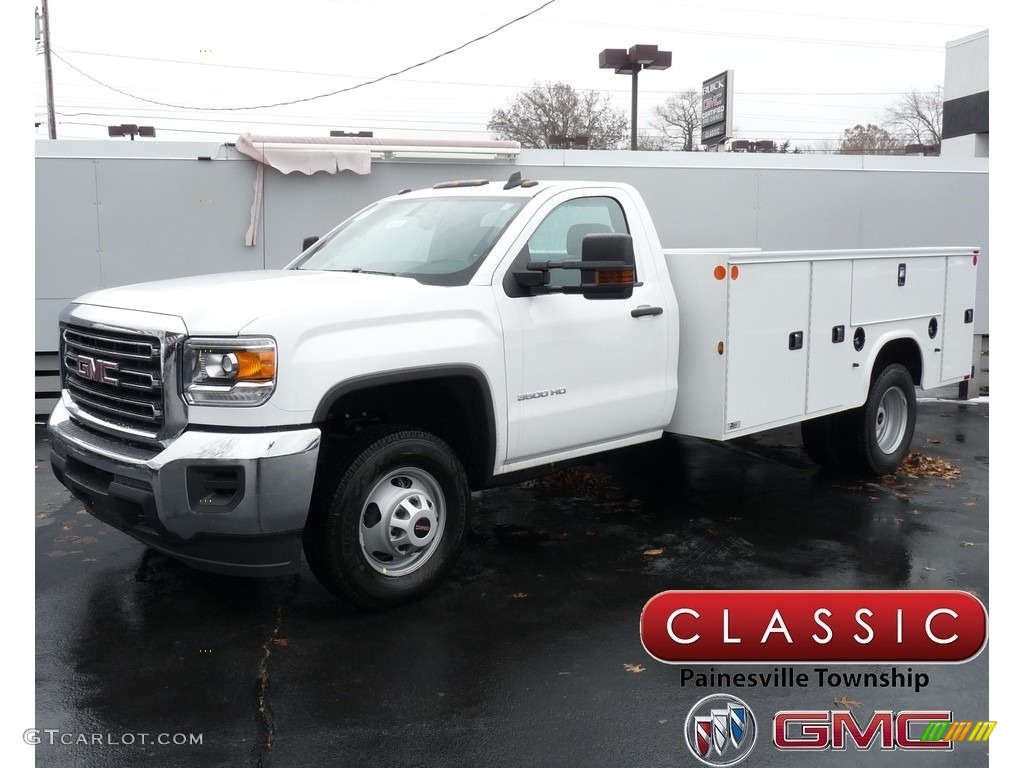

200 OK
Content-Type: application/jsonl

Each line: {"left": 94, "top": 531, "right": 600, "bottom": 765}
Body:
{"left": 35, "top": 397, "right": 989, "bottom": 768}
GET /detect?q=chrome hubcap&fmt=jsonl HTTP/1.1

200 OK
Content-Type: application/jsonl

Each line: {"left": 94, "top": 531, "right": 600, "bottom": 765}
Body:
{"left": 359, "top": 467, "right": 444, "bottom": 577}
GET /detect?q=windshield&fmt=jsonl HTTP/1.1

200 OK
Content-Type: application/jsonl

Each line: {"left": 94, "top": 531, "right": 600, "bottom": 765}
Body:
{"left": 291, "top": 197, "right": 526, "bottom": 286}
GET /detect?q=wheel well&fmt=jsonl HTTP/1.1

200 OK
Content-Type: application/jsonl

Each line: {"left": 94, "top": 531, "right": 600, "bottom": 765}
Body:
{"left": 317, "top": 374, "right": 493, "bottom": 490}
{"left": 871, "top": 338, "right": 922, "bottom": 385}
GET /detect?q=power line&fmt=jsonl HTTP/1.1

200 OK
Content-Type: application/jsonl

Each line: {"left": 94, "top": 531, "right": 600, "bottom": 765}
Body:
{"left": 48, "top": 0, "right": 561, "bottom": 111}
{"left": 53, "top": 47, "right": 913, "bottom": 99}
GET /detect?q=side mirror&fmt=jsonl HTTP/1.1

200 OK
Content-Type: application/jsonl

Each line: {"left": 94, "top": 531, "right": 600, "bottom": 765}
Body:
{"left": 302, "top": 235, "right": 320, "bottom": 252}
{"left": 581, "top": 233, "right": 635, "bottom": 300}
{"left": 513, "top": 232, "right": 636, "bottom": 299}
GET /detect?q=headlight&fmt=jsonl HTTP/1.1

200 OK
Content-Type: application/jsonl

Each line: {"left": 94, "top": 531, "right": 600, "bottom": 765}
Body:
{"left": 183, "top": 337, "right": 277, "bottom": 406}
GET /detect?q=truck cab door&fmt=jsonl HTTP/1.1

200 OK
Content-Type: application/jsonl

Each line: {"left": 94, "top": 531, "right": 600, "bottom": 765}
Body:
{"left": 493, "top": 191, "right": 673, "bottom": 468}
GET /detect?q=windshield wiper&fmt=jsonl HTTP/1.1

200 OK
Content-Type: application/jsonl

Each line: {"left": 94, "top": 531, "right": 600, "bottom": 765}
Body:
{"left": 336, "top": 268, "right": 399, "bottom": 277}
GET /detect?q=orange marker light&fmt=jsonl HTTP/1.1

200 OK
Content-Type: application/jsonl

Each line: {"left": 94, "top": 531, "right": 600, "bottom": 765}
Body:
{"left": 236, "top": 350, "right": 276, "bottom": 380}
{"left": 597, "top": 269, "right": 635, "bottom": 284}
{"left": 714, "top": 265, "right": 727, "bottom": 281}
{"left": 730, "top": 265, "right": 740, "bottom": 280}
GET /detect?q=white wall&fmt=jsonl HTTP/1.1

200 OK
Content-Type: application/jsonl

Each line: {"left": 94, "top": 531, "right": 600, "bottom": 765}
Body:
{"left": 36, "top": 141, "right": 989, "bottom": 351}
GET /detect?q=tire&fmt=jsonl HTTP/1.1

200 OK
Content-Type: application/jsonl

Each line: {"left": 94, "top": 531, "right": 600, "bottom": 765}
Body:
{"left": 851, "top": 363, "right": 917, "bottom": 475}
{"left": 801, "top": 410, "right": 860, "bottom": 471}
{"left": 303, "top": 428, "right": 469, "bottom": 611}
{"left": 801, "top": 415, "right": 842, "bottom": 469}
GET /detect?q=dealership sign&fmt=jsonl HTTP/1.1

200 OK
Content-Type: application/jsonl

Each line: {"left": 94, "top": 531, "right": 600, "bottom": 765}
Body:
{"left": 701, "top": 70, "right": 734, "bottom": 146}
{"left": 640, "top": 590, "right": 988, "bottom": 663}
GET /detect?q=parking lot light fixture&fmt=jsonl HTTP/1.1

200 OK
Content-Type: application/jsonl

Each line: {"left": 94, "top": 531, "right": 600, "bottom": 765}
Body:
{"left": 599, "top": 44, "right": 672, "bottom": 151}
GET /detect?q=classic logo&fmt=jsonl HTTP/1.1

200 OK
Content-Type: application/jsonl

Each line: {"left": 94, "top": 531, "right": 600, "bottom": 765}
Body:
{"left": 75, "top": 355, "right": 119, "bottom": 386}
{"left": 685, "top": 694, "right": 757, "bottom": 766}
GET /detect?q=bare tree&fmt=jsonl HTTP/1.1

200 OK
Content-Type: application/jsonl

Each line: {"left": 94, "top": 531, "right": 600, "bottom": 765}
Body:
{"left": 487, "top": 81, "right": 628, "bottom": 149}
{"left": 838, "top": 123, "right": 904, "bottom": 155}
{"left": 649, "top": 89, "right": 702, "bottom": 151}
{"left": 884, "top": 87, "right": 943, "bottom": 147}
{"left": 806, "top": 138, "right": 839, "bottom": 155}
{"left": 635, "top": 133, "right": 671, "bottom": 151}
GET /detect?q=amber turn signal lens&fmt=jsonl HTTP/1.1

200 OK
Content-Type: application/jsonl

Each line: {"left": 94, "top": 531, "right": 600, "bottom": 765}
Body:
{"left": 596, "top": 269, "right": 635, "bottom": 284}
{"left": 236, "top": 350, "right": 276, "bottom": 380}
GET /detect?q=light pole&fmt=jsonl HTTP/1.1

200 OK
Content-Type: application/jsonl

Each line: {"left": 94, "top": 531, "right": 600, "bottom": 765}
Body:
{"left": 599, "top": 44, "right": 672, "bottom": 151}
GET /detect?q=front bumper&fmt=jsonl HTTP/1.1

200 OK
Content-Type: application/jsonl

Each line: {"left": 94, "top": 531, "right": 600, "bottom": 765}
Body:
{"left": 48, "top": 400, "right": 321, "bottom": 576}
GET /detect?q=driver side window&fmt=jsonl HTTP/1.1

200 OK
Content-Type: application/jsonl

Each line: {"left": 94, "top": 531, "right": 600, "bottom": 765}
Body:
{"left": 526, "top": 197, "right": 630, "bottom": 287}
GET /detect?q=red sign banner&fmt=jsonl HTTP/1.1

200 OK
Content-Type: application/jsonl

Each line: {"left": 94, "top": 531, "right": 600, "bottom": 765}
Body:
{"left": 640, "top": 590, "right": 987, "bottom": 664}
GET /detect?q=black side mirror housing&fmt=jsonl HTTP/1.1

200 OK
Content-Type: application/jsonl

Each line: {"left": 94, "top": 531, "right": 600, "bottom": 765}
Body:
{"left": 581, "top": 233, "right": 635, "bottom": 300}
{"left": 512, "top": 233, "right": 636, "bottom": 299}
{"left": 302, "top": 235, "right": 320, "bottom": 252}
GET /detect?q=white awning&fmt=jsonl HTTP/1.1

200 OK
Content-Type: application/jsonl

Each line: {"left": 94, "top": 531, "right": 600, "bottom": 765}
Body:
{"left": 235, "top": 134, "right": 373, "bottom": 175}
{"left": 234, "top": 134, "right": 521, "bottom": 246}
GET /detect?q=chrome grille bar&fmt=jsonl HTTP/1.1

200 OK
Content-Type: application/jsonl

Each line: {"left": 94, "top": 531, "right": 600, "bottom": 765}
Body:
{"left": 62, "top": 325, "right": 165, "bottom": 433}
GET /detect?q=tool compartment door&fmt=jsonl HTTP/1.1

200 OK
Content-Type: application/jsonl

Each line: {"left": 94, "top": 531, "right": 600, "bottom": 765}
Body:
{"left": 807, "top": 259, "right": 856, "bottom": 413}
{"left": 725, "top": 260, "right": 810, "bottom": 432}
{"left": 940, "top": 253, "right": 978, "bottom": 382}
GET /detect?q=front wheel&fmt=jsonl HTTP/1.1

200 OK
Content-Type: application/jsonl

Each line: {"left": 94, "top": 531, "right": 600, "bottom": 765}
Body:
{"left": 853, "top": 363, "right": 917, "bottom": 475}
{"left": 304, "top": 428, "right": 469, "bottom": 610}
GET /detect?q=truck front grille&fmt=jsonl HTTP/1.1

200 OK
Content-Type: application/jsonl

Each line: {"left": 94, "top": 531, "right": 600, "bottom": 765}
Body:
{"left": 62, "top": 325, "right": 165, "bottom": 434}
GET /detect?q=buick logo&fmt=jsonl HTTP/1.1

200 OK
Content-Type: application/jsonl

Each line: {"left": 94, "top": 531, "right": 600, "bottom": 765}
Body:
{"left": 684, "top": 694, "right": 757, "bottom": 767}
{"left": 76, "top": 355, "right": 119, "bottom": 386}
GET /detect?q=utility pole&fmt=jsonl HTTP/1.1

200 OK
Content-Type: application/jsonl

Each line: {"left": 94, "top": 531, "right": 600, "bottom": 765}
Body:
{"left": 39, "top": 1, "right": 57, "bottom": 139}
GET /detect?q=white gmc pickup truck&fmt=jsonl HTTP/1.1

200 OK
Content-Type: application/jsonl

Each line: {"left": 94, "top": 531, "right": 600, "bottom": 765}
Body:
{"left": 48, "top": 175, "right": 978, "bottom": 609}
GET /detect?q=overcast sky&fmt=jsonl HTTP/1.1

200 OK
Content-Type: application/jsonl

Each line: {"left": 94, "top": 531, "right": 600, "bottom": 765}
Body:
{"left": 31, "top": 0, "right": 991, "bottom": 147}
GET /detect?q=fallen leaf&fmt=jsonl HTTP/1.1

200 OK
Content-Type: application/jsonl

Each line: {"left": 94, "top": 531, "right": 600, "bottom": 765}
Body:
{"left": 658, "top": 719, "right": 668, "bottom": 725}
{"left": 960, "top": 541, "right": 975, "bottom": 548}
{"left": 643, "top": 548, "right": 664, "bottom": 557}
{"left": 272, "top": 638, "right": 289, "bottom": 647}
{"left": 834, "top": 695, "right": 863, "bottom": 709}
{"left": 927, "top": 438, "right": 943, "bottom": 445}
{"left": 624, "top": 663, "right": 646, "bottom": 673}
{"left": 526, "top": 466, "right": 613, "bottom": 492}
{"left": 898, "top": 453, "right": 961, "bottom": 480}
{"left": 511, "top": 592, "right": 528, "bottom": 599}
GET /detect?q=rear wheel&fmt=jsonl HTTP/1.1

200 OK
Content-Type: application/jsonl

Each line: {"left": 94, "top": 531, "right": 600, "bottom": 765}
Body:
{"left": 802, "top": 363, "right": 917, "bottom": 476}
{"left": 801, "top": 415, "right": 842, "bottom": 469}
{"left": 854, "top": 363, "right": 917, "bottom": 475}
{"left": 304, "top": 428, "right": 469, "bottom": 610}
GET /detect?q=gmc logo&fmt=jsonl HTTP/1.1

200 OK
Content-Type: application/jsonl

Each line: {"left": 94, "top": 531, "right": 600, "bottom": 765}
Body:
{"left": 774, "top": 710, "right": 953, "bottom": 751}
{"left": 76, "top": 355, "right": 119, "bottom": 385}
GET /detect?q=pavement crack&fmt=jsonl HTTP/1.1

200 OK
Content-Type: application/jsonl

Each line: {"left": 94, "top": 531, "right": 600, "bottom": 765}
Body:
{"left": 251, "top": 575, "right": 300, "bottom": 768}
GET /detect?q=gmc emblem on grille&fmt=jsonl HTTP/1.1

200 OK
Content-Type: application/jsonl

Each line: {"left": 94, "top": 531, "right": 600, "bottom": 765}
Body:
{"left": 76, "top": 355, "right": 119, "bottom": 385}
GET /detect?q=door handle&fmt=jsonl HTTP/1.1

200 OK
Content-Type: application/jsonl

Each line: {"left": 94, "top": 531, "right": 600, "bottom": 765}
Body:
{"left": 631, "top": 305, "right": 663, "bottom": 318}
